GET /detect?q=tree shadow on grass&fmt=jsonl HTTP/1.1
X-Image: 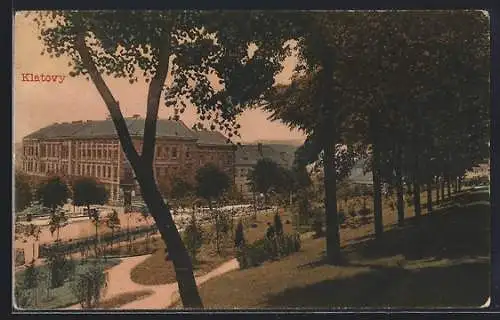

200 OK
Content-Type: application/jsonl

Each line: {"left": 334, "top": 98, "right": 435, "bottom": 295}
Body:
{"left": 265, "top": 260, "right": 489, "bottom": 309}
{"left": 344, "top": 190, "right": 490, "bottom": 263}
{"left": 278, "top": 190, "right": 490, "bottom": 308}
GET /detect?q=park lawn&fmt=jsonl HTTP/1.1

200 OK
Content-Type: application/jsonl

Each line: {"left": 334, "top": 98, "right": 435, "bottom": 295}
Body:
{"left": 98, "top": 290, "right": 154, "bottom": 309}
{"left": 15, "top": 258, "right": 122, "bottom": 310}
{"left": 130, "top": 208, "right": 297, "bottom": 285}
{"left": 173, "top": 188, "right": 490, "bottom": 309}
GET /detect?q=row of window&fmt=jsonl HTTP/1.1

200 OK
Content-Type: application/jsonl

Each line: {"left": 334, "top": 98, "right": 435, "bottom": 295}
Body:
{"left": 76, "top": 163, "right": 118, "bottom": 180}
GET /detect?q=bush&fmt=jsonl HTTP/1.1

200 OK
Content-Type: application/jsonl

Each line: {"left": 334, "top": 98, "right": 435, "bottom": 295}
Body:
{"left": 183, "top": 218, "right": 203, "bottom": 262}
{"left": 237, "top": 233, "right": 301, "bottom": 269}
{"left": 274, "top": 212, "right": 283, "bottom": 236}
{"left": 234, "top": 220, "right": 245, "bottom": 248}
{"left": 338, "top": 211, "right": 346, "bottom": 225}
{"left": 70, "top": 261, "right": 108, "bottom": 309}
{"left": 312, "top": 219, "right": 323, "bottom": 238}
{"left": 358, "top": 207, "right": 372, "bottom": 217}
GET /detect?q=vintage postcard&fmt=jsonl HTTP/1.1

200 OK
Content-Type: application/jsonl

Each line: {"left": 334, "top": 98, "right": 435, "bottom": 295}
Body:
{"left": 13, "top": 10, "right": 491, "bottom": 311}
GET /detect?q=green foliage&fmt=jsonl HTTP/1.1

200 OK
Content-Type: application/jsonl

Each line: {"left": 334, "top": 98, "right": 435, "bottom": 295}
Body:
{"left": 195, "top": 164, "right": 230, "bottom": 204}
{"left": 35, "top": 176, "right": 70, "bottom": 211}
{"left": 15, "top": 172, "right": 32, "bottom": 213}
{"left": 49, "top": 208, "right": 68, "bottom": 240}
{"left": 234, "top": 220, "right": 245, "bottom": 248}
{"left": 170, "top": 179, "right": 194, "bottom": 200}
{"left": 247, "top": 158, "right": 283, "bottom": 197}
{"left": 274, "top": 212, "right": 284, "bottom": 236}
{"left": 183, "top": 217, "right": 203, "bottom": 262}
{"left": 70, "top": 261, "right": 108, "bottom": 309}
{"left": 236, "top": 233, "right": 301, "bottom": 269}
{"left": 45, "top": 247, "right": 74, "bottom": 288}
{"left": 72, "top": 177, "right": 109, "bottom": 208}
{"left": 312, "top": 219, "right": 324, "bottom": 238}
{"left": 106, "top": 210, "right": 121, "bottom": 231}
{"left": 23, "top": 261, "right": 39, "bottom": 289}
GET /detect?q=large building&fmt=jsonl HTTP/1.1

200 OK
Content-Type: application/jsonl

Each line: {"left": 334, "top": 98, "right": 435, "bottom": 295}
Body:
{"left": 20, "top": 116, "right": 235, "bottom": 204}
{"left": 234, "top": 143, "right": 296, "bottom": 199}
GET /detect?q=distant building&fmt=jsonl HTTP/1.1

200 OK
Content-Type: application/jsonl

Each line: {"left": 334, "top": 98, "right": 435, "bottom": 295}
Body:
{"left": 20, "top": 116, "right": 234, "bottom": 204}
{"left": 234, "top": 143, "right": 296, "bottom": 199}
{"left": 465, "top": 162, "right": 490, "bottom": 182}
{"left": 347, "top": 158, "right": 373, "bottom": 186}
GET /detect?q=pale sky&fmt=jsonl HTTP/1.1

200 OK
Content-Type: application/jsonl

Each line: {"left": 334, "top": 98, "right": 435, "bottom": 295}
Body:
{"left": 13, "top": 12, "right": 306, "bottom": 144}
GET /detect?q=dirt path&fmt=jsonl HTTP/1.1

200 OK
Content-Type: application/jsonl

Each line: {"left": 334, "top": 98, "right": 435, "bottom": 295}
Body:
{"left": 62, "top": 254, "right": 239, "bottom": 310}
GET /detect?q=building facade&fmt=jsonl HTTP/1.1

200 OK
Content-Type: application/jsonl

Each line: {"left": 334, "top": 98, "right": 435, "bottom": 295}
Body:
{"left": 234, "top": 143, "right": 296, "bottom": 199}
{"left": 20, "top": 117, "right": 235, "bottom": 204}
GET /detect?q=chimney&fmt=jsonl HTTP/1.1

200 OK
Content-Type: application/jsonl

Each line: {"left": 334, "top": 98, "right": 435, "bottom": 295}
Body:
{"left": 257, "top": 143, "right": 263, "bottom": 157}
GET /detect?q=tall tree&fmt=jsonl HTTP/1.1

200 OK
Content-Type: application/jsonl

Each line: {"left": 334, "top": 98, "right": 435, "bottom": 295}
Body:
{"left": 195, "top": 164, "right": 231, "bottom": 210}
{"left": 106, "top": 210, "right": 121, "bottom": 250}
{"left": 247, "top": 158, "right": 284, "bottom": 205}
{"left": 72, "top": 177, "right": 109, "bottom": 256}
{"left": 34, "top": 11, "right": 291, "bottom": 308}
{"left": 15, "top": 172, "right": 33, "bottom": 213}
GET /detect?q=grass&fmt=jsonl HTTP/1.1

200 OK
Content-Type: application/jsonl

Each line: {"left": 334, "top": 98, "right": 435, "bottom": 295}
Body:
{"left": 15, "top": 258, "right": 122, "bottom": 310}
{"left": 173, "top": 188, "right": 490, "bottom": 309}
{"left": 130, "top": 208, "right": 297, "bottom": 286}
{"left": 98, "top": 290, "right": 154, "bottom": 309}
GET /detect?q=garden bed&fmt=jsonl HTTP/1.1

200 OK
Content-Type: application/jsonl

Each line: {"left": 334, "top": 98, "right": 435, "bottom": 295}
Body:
{"left": 15, "top": 258, "right": 121, "bottom": 310}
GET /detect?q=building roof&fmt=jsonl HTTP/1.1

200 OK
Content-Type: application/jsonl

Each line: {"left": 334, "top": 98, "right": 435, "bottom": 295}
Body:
{"left": 23, "top": 118, "right": 231, "bottom": 145}
{"left": 235, "top": 144, "right": 297, "bottom": 168}
{"left": 193, "top": 130, "right": 233, "bottom": 147}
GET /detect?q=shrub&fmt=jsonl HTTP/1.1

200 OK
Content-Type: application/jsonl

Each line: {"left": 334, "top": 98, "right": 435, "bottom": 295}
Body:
{"left": 45, "top": 247, "right": 73, "bottom": 288}
{"left": 358, "top": 207, "right": 372, "bottom": 217}
{"left": 237, "top": 233, "right": 301, "bottom": 269}
{"left": 234, "top": 220, "right": 245, "bottom": 248}
{"left": 338, "top": 211, "right": 346, "bottom": 225}
{"left": 274, "top": 212, "right": 283, "bottom": 236}
{"left": 183, "top": 218, "right": 203, "bottom": 263}
{"left": 70, "top": 261, "right": 108, "bottom": 309}
{"left": 312, "top": 219, "right": 323, "bottom": 238}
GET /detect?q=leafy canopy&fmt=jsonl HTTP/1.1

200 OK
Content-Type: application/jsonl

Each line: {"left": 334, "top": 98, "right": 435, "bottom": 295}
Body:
{"left": 72, "top": 177, "right": 109, "bottom": 207}
{"left": 36, "top": 176, "right": 71, "bottom": 210}
{"left": 32, "top": 10, "right": 294, "bottom": 138}
{"left": 195, "top": 164, "right": 230, "bottom": 202}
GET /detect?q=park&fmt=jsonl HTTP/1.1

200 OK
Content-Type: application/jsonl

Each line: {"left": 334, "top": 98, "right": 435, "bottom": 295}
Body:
{"left": 13, "top": 10, "right": 490, "bottom": 310}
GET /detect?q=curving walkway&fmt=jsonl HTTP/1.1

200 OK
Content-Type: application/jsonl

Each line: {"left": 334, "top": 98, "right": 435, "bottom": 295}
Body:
{"left": 63, "top": 254, "right": 239, "bottom": 310}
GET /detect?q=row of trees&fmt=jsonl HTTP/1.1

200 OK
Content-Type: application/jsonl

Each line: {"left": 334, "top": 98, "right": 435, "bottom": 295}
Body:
{"left": 33, "top": 10, "right": 489, "bottom": 308}
{"left": 262, "top": 11, "right": 489, "bottom": 263}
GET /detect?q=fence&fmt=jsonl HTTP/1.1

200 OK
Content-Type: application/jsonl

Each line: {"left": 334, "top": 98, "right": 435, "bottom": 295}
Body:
{"left": 39, "top": 224, "right": 159, "bottom": 258}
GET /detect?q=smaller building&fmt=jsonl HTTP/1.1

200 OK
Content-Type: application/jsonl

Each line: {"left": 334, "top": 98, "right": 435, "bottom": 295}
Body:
{"left": 234, "top": 143, "right": 296, "bottom": 199}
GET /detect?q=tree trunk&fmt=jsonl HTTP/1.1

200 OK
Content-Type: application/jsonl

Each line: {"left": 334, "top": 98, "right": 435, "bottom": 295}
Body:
{"left": 441, "top": 176, "right": 446, "bottom": 201}
{"left": 395, "top": 145, "right": 405, "bottom": 226}
{"left": 137, "top": 173, "right": 203, "bottom": 308}
{"left": 75, "top": 31, "right": 202, "bottom": 308}
{"left": 413, "top": 181, "right": 421, "bottom": 219}
{"left": 370, "top": 112, "right": 383, "bottom": 238}
{"left": 435, "top": 176, "right": 440, "bottom": 204}
{"left": 323, "top": 140, "right": 341, "bottom": 263}
{"left": 426, "top": 180, "right": 432, "bottom": 214}
{"left": 446, "top": 176, "right": 451, "bottom": 199}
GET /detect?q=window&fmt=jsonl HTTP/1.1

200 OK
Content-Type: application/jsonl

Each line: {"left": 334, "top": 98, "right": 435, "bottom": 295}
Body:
{"left": 171, "top": 147, "right": 177, "bottom": 159}
{"left": 92, "top": 149, "right": 96, "bottom": 159}
{"left": 185, "top": 149, "right": 190, "bottom": 159}
{"left": 104, "top": 149, "right": 107, "bottom": 159}
{"left": 113, "top": 167, "right": 118, "bottom": 179}
{"left": 164, "top": 147, "right": 169, "bottom": 158}
{"left": 97, "top": 149, "right": 102, "bottom": 158}
{"left": 97, "top": 166, "right": 101, "bottom": 177}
